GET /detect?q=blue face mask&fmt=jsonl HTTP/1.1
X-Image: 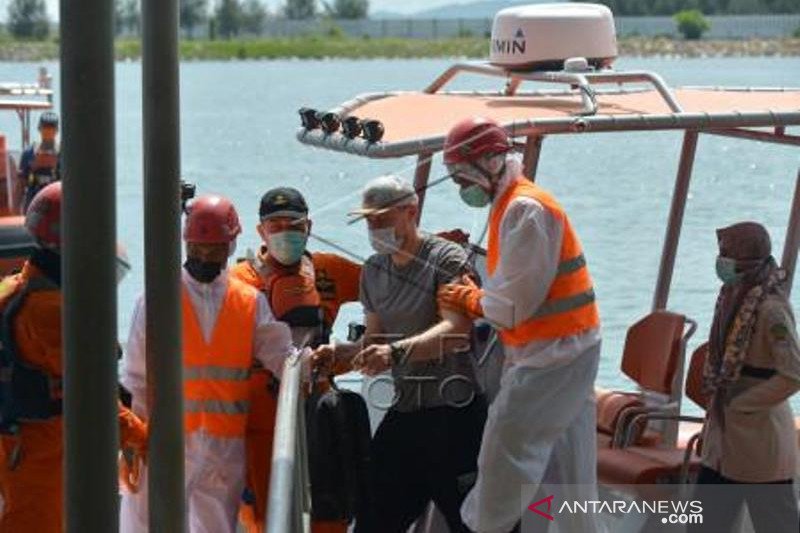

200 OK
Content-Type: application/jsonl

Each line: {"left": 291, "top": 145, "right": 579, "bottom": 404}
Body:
{"left": 459, "top": 184, "right": 491, "bottom": 208}
{"left": 715, "top": 256, "right": 741, "bottom": 285}
{"left": 267, "top": 231, "right": 308, "bottom": 265}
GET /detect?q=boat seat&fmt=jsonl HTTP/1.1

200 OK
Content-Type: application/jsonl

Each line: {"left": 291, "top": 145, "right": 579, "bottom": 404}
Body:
{"left": 595, "top": 311, "right": 695, "bottom": 449}
{"left": 685, "top": 342, "right": 710, "bottom": 409}
{"left": 598, "top": 341, "right": 706, "bottom": 488}
{"left": 595, "top": 388, "right": 661, "bottom": 448}
{"left": 621, "top": 311, "right": 690, "bottom": 395}
{"left": 678, "top": 420, "right": 704, "bottom": 448}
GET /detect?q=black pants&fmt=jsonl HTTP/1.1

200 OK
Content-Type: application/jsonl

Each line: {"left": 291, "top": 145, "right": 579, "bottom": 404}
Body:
{"left": 689, "top": 466, "right": 799, "bottom": 533}
{"left": 355, "top": 396, "right": 487, "bottom": 533}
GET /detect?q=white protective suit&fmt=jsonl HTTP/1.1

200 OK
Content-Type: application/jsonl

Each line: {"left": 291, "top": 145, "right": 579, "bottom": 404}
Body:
{"left": 120, "top": 267, "right": 302, "bottom": 533}
{"left": 460, "top": 159, "right": 602, "bottom": 533}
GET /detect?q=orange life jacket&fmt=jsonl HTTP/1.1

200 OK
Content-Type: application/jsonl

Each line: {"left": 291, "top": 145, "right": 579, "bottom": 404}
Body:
{"left": 264, "top": 254, "right": 323, "bottom": 328}
{"left": 0, "top": 264, "right": 62, "bottom": 432}
{"left": 487, "top": 176, "right": 600, "bottom": 346}
{"left": 233, "top": 253, "right": 324, "bottom": 338}
{"left": 182, "top": 277, "right": 256, "bottom": 438}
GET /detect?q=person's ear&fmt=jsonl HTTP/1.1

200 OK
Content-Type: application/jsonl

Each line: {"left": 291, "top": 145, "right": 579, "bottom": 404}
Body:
{"left": 306, "top": 219, "right": 313, "bottom": 236}
{"left": 256, "top": 222, "right": 268, "bottom": 243}
{"left": 407, "top": 204, "right": 418, "bottom": 224}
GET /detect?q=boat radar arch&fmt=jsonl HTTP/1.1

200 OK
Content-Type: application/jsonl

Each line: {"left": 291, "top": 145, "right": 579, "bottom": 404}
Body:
{"left": 489, "top": 3, "right": 618, "bottom": 72}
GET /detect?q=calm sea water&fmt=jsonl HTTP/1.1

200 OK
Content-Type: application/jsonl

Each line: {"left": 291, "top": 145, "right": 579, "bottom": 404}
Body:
{"left": 0, "top": 56, "right": 799, "bottom": 410}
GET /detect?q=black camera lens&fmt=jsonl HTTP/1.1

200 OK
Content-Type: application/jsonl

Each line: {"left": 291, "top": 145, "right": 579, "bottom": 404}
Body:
{"left": 299, "top": 107, "right": 320, "bottom": 129}
{"left": 319, "top": 112, "right": 341, "bottom": 134}
{"left": 361, "top": 119, "right": 384, "bottom": 143}
{"left": 180, "top": 180, "right": 196, "bottom": 214}
{"left": 341, "top": 116, "right": 362, "bottom": 139}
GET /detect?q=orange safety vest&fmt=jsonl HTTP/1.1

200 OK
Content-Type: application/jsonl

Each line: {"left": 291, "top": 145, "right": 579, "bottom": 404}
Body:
{"left": 487, "top": 176, "right": 600, "bottom": 346}
{"left": 182, "top": 277, "right": 256, "bottom": 438}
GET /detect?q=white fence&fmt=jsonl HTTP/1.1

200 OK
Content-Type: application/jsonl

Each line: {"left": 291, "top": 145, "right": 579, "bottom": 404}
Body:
{"left": 250, "top": 14, "right": 800, "bottom": 39}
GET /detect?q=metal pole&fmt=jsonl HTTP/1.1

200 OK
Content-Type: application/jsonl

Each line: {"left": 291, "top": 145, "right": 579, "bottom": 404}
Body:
{"left": 267, "top": 355, "right": 305, "bottom": 533}
{"left": 705, "top": 128, "right": 800, "bottom": 147}
{"left": 22, "top": 110, "right": 30, "bottom": 147}
{"left": 781, "top": 170, "right": 800, "bottom": 294}
{"left": 61, "top": 0, "right": 118, "bottom": 529}
{"left": 413, "top": 153, "right": 432, "bottom": 223}
{"left": 652, "top": 131, "right": 699, "bottom": 311}
{"left": 521, "top": 136, "right": 543, "bottom": 182}
{"left": 142, "top": 0, "right": 185, "bottom": 529}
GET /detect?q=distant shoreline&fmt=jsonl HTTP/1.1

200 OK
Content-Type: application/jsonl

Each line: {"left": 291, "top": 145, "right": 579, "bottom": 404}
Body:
{"left": 0, "top": 36, "right": 798, "bottom": 61}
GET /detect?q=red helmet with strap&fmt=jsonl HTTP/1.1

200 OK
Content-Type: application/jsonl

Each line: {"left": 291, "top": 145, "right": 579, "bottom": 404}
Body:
{"left": 24, "top": 181, "right": 61, "bottom": 248}
{"left": 184, "top": 194, "right": 241, "bottom": 244}
{"left": 443, "top": 117, "right": 512, "bottom": 165}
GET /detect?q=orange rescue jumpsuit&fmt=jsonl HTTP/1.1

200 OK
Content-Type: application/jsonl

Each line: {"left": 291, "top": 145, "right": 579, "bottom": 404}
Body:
{"left": 231, "top": 250, "right": 360, "bottom": 533}
{"left": 0, "top": 262, "right": 146, "bottom": 533}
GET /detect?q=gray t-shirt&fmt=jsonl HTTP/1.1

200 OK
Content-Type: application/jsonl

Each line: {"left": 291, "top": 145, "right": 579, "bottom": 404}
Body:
{"left": 360, "top": 234, "right": 479, "bottom": 412}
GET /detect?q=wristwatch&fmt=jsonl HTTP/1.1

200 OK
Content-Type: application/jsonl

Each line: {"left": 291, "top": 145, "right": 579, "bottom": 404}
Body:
{"left": 388, "top": 341, "right": 407, "bottom": 367}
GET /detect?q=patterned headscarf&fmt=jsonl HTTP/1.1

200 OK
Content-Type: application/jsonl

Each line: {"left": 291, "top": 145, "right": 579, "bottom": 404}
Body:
{"left": 703, "top": 222, "right": 787, "bottom": 427}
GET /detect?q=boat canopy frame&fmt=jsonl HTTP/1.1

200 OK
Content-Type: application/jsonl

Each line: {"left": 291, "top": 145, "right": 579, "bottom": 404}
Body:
{"left": 276, "top": 60, "right": 800, "bottom": 532}
{"left": 296, "top": 60, "right": 800, "bottom": 310}
{"left": 0, "top": 68, "right": 54, "bottom": 148}
{"left": 297, "top": 61, "right": 800, "bottom": 159}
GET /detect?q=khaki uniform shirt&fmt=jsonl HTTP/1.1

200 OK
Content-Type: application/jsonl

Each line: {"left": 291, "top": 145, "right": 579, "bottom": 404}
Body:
{"left": 701, "top": 294, "right": 800, "bottom": 482}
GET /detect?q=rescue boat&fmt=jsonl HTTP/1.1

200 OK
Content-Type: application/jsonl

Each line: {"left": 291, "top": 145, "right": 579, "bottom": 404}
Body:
{"left": 0, "top": 68, "right": 55, "bottom": 275}
{"left": 267, "top": 3, "right": 800, "bottom": 531}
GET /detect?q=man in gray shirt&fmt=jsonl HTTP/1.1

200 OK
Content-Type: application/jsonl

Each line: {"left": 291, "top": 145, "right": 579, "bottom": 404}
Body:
{"left": 316, "top": 175, "right": 486, "bottom": 533}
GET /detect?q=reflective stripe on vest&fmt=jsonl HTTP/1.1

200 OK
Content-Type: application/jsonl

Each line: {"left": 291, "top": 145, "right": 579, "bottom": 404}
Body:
{"left": 487, "top": 177, "right": 600, "bottom": 345}
{"left": 185, "top": 399, "right": 250, "bottom": 415}
{"left": 184, "top": 365, "right": 251, "bottom": 381}
{"left": 182, "top": 277, "right": 256, "bottom": 438}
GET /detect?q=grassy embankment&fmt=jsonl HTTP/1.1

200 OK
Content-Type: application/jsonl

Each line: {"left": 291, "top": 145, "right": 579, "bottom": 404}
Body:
{"left": 0, "top": 35, "right": 798, "bottom": 61}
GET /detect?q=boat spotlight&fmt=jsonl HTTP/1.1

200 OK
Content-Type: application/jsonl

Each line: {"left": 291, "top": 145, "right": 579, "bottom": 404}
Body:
{"left": 341, "top": 116, "right": 362, "bottom": 139}
{"left": 361, "top": 119, "right": 384, "bottom": 143}
{"left": 319, "top": 112, "right": 341, "bottom": 134}
{"left": 299, "top": 107, "right": 320, "bottom": 130}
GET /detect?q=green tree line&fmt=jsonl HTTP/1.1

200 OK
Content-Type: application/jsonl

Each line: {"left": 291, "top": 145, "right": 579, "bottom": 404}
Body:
{"left": 5, "top": 0, "right": 370, "bottom": 40}
{"left": 5, "top": 0, "right": 800, "bottom": 41}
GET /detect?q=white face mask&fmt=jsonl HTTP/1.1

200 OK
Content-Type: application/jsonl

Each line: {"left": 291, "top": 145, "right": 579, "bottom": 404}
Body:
{"left": 369, "top": 226, "right": 401, "bottom": 255}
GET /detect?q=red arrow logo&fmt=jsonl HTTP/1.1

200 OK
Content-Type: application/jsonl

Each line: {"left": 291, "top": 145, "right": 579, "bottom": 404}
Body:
{"left": 528, "top": 495, "right": 555, "bottom": 521}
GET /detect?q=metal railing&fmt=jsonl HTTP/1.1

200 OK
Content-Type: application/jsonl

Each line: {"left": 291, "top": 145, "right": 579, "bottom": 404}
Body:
{"left": 423, "top": 62, "right": 683, "bottom": 114}
{"left": 266, "top": 353, "right": 311, "bottom": 533}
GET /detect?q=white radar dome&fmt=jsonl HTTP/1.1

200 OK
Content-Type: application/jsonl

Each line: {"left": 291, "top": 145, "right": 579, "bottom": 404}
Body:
{"left": 489, "top": 3, "right": 618, "bottom": 71}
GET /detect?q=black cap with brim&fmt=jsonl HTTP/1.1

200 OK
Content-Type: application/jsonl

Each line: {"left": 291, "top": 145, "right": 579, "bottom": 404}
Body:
{"left": 259, "top": 187, "right": 309, "bottom": 220}
{"left": 38, "top": 111, "right": 59, "bottom": 128}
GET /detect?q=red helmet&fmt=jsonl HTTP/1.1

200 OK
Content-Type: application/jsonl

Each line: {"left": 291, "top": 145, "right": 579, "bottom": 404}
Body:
{"left": 443, "top": 117, "right": 512, "bottom": 165}
{"left": 184, "top": 194, "right": 241, "bottom": 244}
{"left": 25, "top": 182, "right": 62, "bottom": 248}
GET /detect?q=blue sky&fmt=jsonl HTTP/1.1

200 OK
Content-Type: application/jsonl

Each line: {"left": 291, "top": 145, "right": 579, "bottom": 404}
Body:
{"left": 0, "top": 0, "right": 464, "bottom": 20}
